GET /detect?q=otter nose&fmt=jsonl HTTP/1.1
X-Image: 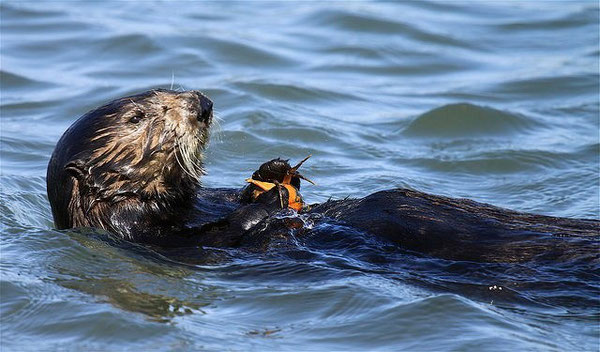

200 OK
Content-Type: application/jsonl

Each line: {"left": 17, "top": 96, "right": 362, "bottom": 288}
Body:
{"left": 195, "top": 92, "right": 213, "bottom": 123}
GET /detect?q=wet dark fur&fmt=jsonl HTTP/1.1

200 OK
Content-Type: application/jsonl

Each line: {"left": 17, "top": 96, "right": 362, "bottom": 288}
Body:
{"left": 47, "top": 89, "right": 599, "bottom": 263}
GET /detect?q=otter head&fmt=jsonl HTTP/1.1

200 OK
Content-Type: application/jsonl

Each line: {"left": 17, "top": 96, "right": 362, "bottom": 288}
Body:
{"left": 47, "top": 89, "right": 213, "bottom": 239}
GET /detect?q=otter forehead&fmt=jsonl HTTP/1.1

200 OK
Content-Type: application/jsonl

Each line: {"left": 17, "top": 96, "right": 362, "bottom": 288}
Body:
{"left": 83, "top": 89, "right": 213, "bottom": 153}
{"left": 116, "top": 89, "right": 213, "bottom": 124}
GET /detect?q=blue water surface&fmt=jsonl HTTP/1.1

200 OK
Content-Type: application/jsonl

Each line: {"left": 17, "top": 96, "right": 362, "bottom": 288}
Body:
{"left": 1, "top": 1, "right": 599, "bottom": 351}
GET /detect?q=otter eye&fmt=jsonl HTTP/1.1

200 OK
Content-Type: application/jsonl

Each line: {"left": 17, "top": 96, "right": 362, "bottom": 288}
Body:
{"left": 129, "top": 111, "right": 144, "bottom": 124}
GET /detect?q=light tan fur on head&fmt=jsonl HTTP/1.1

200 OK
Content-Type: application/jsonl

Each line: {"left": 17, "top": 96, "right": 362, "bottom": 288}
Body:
{"left": 87, "top": 89, "right": 210, "bottom": 199}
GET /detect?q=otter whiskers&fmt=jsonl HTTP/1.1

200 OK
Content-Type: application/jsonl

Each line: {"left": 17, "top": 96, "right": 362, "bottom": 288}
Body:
{"left": 210, "top": 111, "right": 224, "bottom": 144}
{"left": 175, "top": 135, "right": 205, "bottom": 182}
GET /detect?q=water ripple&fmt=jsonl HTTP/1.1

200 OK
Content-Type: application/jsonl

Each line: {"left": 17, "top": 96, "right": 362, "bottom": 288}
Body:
{"left": 1, "top": 1, "right": 599, "bottom": 350}
{"left": 403, "top": 103, "right": 537, "bottom": 138}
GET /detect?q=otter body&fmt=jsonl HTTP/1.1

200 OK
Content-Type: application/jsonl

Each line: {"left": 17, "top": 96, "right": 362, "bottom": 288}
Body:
{"left": 47, "top": 90, "right": 599, "bottom": 263}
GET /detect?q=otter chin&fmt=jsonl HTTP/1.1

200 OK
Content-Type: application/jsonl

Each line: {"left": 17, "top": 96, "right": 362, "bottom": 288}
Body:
{"left": 47, "top": 89, "right": 598, "bottom": 263}
{"left": 47, "top": 89, "right": 213, "bottom": 243}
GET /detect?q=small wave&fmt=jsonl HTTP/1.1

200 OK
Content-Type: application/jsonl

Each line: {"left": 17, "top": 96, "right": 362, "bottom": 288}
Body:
{"left": 300, "top": 9, "right": 474, "bottom": 49}
{"left": 0, "top": 70, "right": 55, "bottom": 90}
{"left": 314, "top": 60, "right": 471, "bottom": 77}
{"left": 403, "top": 103, "right": 536, "bottom": 138}
{"left": 0, "top": 2, "right": 63, "bottom": 20}
{"left": 493, "top": 7, "right": 598, "bottom": 31}
{"left": 93, "top": 33, "right": 161, "bottom": 57}
{"left": 488, "top": 74, "right": 599, "bottom": 100}
{"left": 196, "top": 36, "right": 297, "bottom": 68}
{"left": 0, "top": 192, "right": 51, "bottom": 230}
{"left": 405, "top": 148, "right": 589, "bottom": 175}
{"left": 233, "top": 80, "right": 362, "bottom": 103}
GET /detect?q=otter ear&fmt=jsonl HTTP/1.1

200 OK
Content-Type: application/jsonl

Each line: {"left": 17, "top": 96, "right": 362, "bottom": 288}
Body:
{"left": 64, "top": 159, "right": 87, "bottom": 179}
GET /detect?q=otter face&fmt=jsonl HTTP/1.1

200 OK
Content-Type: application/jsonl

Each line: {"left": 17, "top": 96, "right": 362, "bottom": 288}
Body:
{"left": 86, "top": 89, "right": 213, "bottom": 192}
{"left": 47, "top": 89, "right": 213, "bottom": 231}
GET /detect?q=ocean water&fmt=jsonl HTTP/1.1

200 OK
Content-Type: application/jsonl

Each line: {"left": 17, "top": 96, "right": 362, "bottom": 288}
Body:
{"left": 1, "top": 1, "right": 599, "bottom": 351}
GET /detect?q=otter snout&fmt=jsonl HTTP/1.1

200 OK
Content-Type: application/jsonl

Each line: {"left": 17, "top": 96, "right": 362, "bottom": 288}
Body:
{"left": 176, "top": 90, "right": 213, "bottom": 125}
{"left": 186, "top": 90, "right": 213, "bottom": 124}
{"left": 197, "top": 93, "right": 213, "bottom": 123}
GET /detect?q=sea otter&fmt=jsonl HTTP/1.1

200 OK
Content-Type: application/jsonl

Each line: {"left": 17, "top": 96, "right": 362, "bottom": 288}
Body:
{"left": 47, "top": 89, "right": 599, "bottom": 263}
